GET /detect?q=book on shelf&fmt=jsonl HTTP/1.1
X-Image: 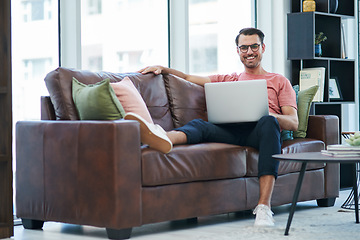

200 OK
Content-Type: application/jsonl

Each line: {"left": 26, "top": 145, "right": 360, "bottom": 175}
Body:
{"left": 299, "top": 67, "right": 325, "bottom": 102}
{"left": 341, "top": 22, "right": 348, "bottom": 59}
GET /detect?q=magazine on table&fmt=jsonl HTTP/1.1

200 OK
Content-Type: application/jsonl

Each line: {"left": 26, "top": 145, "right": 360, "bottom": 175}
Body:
{"left": 321, "top": 144, "right": 360, "bottom": 157}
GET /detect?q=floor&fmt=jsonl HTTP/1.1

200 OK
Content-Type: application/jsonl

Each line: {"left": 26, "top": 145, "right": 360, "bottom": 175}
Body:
{"left": 7, "top": 189, "right": 359, "bottom": 240}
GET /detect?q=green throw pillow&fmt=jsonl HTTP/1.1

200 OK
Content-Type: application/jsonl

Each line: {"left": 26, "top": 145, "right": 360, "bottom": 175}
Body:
{"left": 72, "top": 77, "right": 126, "bottom": 120}
{"left": 293, "top": 85, "right": 319, "bottom": 138}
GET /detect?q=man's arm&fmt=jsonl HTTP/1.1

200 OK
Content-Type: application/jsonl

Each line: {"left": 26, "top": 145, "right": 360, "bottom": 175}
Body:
{"left": 138, "top": 65, "right": 211, "bottom": 86}
{"left": 270, "top": 106, "right": 298, "bottom": 131}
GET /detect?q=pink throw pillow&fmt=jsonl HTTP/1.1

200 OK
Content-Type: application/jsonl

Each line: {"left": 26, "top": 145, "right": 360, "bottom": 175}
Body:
{"left": 110, "top": 77, "right": 154, "bottom": 124}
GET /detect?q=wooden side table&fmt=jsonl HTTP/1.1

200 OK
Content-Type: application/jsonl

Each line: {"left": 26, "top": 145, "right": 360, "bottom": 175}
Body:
{"left": 273, "top": 152, "right": 360, "bottom": 235}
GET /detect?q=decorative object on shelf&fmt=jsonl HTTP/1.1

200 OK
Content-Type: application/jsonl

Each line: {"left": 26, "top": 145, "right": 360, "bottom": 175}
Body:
{"left": 329, "top": 0, "right": 338, "bottom": 13}
{"left": 303, "top": 0, "right": 316, "bottom": 12}
{"left": 299, "top": 67, "right": 325, "bottom": 102}
{"left": 329, "top": 78, "right": 342, "bottom": 100}
{"left": 315, "top": 44, "right": 322, "bottom": 57}
{"left": 344, "top": 132, "right": 360, "bottom": 146}
{"left": 341, "top": 23, "right": 348, "bottom": 59}
{"left": 342, "top": 132, "right": 355, "bottom": 140}
{"left": 315, "top": 32, "right": 327, "bottom": 57}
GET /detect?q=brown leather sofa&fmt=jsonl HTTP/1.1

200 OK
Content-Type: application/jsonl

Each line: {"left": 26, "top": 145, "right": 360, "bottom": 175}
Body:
{"left": 16, "top": 67, "right": 340, "bottom": 239}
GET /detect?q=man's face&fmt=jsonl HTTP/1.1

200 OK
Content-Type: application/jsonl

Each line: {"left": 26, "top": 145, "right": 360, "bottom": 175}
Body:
{"left": 237, "top": 34, "right": 265, "bottom": 69}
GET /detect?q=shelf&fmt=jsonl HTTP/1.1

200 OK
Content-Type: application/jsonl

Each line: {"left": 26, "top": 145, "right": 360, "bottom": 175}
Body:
{"left": 288, "top": 12, "right": 342, "bottom": 60}
{"left": 312, "top": 57, "right": 355, "bottom": 61}
{"left": 291, "top": 0, "right": 358, "bottom": 193}
{"left": 291, "top": 59, "right": 355, "bottom": 103}
{"left": 309, "top": 11, "right": 355, "bottom": 18}
{"left": 291, "top": 0, "right": 355, "bottom": 17}
{"left": 313, "top": 101, "right": 355, "bottom": 105}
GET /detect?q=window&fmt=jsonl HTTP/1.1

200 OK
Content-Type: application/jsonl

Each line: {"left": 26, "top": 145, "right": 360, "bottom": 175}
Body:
{"left": 188, "top": 0, "right": 253, "bottom": 75}
{"left": 190, "top": 34, "right": 218, "bottom": 73}
{"left": 12, "top": 0, "right": 58, "bottom": 120}
{"left": 86, "top": 0, "right": 102, "bottom": 15}
{"left": 22, "top": 0, "right": 52, "bottom": 22}
{"left": 81, "top": 0, "right": 168, "bottom": 72}
{"left": 11, "top": 0, "right": 59, "bottom": 215}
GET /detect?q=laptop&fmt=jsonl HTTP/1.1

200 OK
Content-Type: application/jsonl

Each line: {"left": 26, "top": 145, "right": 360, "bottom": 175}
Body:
{"left": 204, "top": 79, "right": 269, "bottom": 124}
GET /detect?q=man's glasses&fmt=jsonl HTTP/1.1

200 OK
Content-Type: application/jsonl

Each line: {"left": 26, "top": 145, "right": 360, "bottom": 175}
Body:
{"left": 238, "top": 43, "right": 261, "bottom": 53}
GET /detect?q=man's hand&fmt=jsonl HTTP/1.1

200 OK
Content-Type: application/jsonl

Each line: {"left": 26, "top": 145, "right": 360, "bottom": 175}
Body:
{"left": 137, "top": 65, "right": 211, "bottom": 86}
{"left": 138, "top": 65, "right": 165, "bottom": 75}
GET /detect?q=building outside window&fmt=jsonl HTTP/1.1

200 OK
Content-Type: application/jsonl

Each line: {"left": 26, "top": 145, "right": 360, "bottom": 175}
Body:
{"left": 189, "top": 0, "right": 253, "bottom": 75}
{"left": 87, "top": 0, "right": 102, "bottom": 15}
{"left": 80, "top": 0, "right": 253, "bottom": 74}
{"left": 11, "top": 0, "right": 59, "bottom": 216}
{"left": 22, "top": 0, "right": 52, "bottom": 22}
{"left": 12, "top": 0, "right": 58, "bottom": 122}
{"left": 81, "top": 0, "right": 169, "bottom": 72}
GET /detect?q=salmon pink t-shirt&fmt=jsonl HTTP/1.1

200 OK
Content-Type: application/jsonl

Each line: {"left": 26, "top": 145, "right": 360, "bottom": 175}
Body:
{"left": 209, "top": 72, "right": 297, "bottom": 115}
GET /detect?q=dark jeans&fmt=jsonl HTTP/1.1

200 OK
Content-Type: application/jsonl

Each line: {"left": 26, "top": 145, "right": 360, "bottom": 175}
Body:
{"left": 175, "top": 115, "right": 282, "bottom": 178}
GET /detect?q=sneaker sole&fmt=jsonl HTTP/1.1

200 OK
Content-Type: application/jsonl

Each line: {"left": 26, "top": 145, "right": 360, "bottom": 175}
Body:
{"left": 124, "top": 113, "right": 172, "bottom": 153}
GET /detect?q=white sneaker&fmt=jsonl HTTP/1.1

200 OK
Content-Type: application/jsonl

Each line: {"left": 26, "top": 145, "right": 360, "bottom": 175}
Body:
{"left": 253, "top": 204, "right": 275, "bottom": 227}
{"left": 124, "top": 112, "right": 173, "bottom": 153}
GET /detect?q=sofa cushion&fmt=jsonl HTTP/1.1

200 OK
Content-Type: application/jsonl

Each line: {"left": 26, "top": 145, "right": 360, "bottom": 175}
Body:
{"left": 245, "top": 138, "right": 325, "bottom": 177}
{"left": 110, "top": 77, "right": 154, "bottom": 124}
{"left": 45, "top": 68, "right": 174, "bottom": 129}
{"left": 100, "top": 72, "right": 175, "bottom": 130}
{"left": 293, "top": 85, "right": 319, "bottom": 138}
{"left": 72, "top": 77, "right": 126, "bottom": 120}
{"left": 141, "top": 143, "right": 247, "bottom": 186}
{"left": 282, "top": 84, "right": 319, "bottom": 141}
{"left": 164, "top": 74, "right": 207, "bottom": 128}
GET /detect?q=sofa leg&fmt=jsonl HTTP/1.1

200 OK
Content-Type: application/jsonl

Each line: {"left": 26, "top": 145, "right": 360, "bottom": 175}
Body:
{"left": 106, "top": 228, "right": 132, "bottom": 239}
{"left": 21, "top": 218, "right": 44, "bottom": 229}
{"left": 186, "top": 217, "right": 198, "bottom": 224}
{"left": 317, "top": 197, "right": 336, "bottom": 207}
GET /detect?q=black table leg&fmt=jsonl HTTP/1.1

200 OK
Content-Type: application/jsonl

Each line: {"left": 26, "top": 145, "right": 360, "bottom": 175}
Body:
{"left": 352, "top": 163, "right": 359, "bottom": 223}
{"left": 285, "top": 162, "right": 307, "bottom": 236}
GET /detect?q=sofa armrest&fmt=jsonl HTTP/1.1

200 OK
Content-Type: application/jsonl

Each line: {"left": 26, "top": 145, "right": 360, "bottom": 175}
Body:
{"left": 306, "top": 115, "right": 340, "bottom": 199}
{"left": 16, "top": 120, "right": 142, "bottom": 229}
{"left": 306, "top": 115, "right": 339, "bottom": 146}
{"left": 41, "top": 96, "right": 56, "bottom": 120}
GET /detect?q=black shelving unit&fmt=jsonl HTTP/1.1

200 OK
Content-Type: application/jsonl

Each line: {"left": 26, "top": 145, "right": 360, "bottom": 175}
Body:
{"left": 288, "top": 0, "right": 358, "bottom": 188}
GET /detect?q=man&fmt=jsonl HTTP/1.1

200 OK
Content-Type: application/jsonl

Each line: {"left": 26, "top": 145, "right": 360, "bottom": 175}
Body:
{"left": 124, "top": 28, "right": 298, "bottom": 227}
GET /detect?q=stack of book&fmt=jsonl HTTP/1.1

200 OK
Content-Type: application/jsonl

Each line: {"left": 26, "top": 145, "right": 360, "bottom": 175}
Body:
{"left": 321, "top": 144, "right": 360, "bottom": 157}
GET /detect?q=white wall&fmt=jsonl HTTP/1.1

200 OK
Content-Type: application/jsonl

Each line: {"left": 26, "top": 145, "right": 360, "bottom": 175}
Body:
{"left": 257, "top": 0, "right": 291, "bottom": 79}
